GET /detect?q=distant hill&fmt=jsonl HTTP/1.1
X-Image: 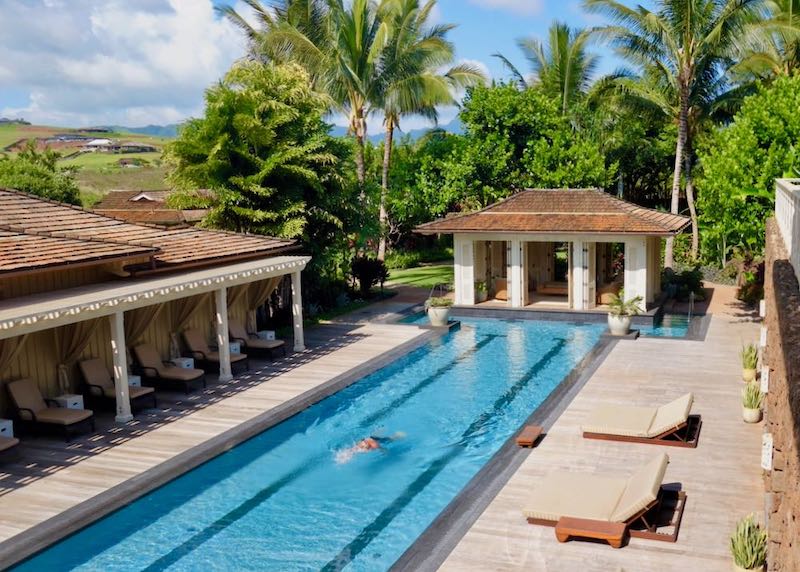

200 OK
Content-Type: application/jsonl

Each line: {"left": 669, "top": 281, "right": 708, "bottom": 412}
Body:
{"left": 328, "top": 117, "right": 463, "bottom": 143}
{"left": 105, "top": 124, "right": 181, "bottom": 138}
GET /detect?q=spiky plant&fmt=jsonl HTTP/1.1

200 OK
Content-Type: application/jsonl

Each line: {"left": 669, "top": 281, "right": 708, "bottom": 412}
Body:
{"left": 742, "top": 382, "right": 764, "bottom": 409}
{"left": 607, "top": 291, "right": 643, "bottom": 317}
{"left": 741, "top": 343, "right": 759, "bottom": 369}
{"left": 730, "top": 514, "right": 767, "bottom": 569}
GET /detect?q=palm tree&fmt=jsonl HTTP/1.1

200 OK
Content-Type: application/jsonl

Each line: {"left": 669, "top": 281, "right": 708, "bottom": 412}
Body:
{"left": 494, "top": 22, "right": 598, "bottom": 115}
{"left": 375, "top": 0, "right": 485, "bottom": 259}
{"left": 734, "top": 0, "right": 800, "bottom": 79}
{"left": 585, "top": 0, "right": 765, "bottom": 266}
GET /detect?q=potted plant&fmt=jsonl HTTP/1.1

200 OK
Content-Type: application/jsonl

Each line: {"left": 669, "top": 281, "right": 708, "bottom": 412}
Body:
{"left": 730, "top": 514, "right": 767, "bottom": 571}
{"left": 740, "top": 343, "right": 759, "bottom": 382}
{"left": 426, "top": 297, "right": 453, "bottom": 327}
{"left": 475, "top": 281, "right": 488, "bottom": 303}
{"left": 606, "top": 291, "right": 643, "bottom": 336}
{"left": 741, "top": 382, "right": 764, "bottom": 423}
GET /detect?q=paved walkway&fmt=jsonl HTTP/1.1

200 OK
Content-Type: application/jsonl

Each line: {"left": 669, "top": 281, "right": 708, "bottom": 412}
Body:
{"left": 439, "top": 288, "right": 763, "bottom": 571}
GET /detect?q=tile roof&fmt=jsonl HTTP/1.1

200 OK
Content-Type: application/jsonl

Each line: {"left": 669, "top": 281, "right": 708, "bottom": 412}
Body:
{"left": 93, "top": 190, "right": 209, "bottom": 226}
{"left": 0, "top": 189, "right": 296, "bottom": 275}
{"left": 416, "top": 189, "right": 690, "bottom": 236}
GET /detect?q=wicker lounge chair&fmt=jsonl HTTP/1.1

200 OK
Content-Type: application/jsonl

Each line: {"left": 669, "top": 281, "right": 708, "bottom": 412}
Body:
{"left": 79, "top": 358, "right": 157, "bottom": 411}
{"left": 183, "top": 329, "right": 249, "bottom": 374}
{"left": 228, "top": 319, "right": 286, "bottom": 359}
{"left": 133, "top": 344, "right": 206, "bottom": 394}
{"left": 581, "top": 393, "right": 701, "bottom": 448}
{"left": 7, "top": 378, "right": 95, "bottom": 441}
{"left": 523, "top": 453, "right": 686, "bottom": 548}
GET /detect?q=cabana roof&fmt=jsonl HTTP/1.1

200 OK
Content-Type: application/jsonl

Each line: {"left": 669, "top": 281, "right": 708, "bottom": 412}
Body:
{"left": 416, "top": 188, "right": 690, "bottom": 236}
{"left": 0, "top": 189, "right": 297, "bottom": 276}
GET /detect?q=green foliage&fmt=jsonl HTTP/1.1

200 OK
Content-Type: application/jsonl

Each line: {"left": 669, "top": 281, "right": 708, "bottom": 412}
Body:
{"left": 474, "top": 280, "right": 487, "bottom": 293}
{"left": 607, "top": 291, "right": 643, "bottom": 317}
{"left": 740, "top": 343, "right": 759, "bottom": 369}
{"left": 742, "top": 382, "right": 765, "bottom": 409}
{"left": 386, "top": 264, "right": 453, "bottom": 288}
{"left": 384, "top": 244, "right": 453, "bottom": 269}
{"left": 0, "top": 141, "right": 80, "bottom": 204}
{"left": 698, "top": 74, "right": 800, "bottom": 264}
{"left": 350, "top": 256, "right": 389, "bottom": 296}
{"left": 426, "top": 296, "right": 453, "bottom": 308}
{"left": 663, "top": 267, "right": 706, "bottom": 301}
{"left": 730, "top": 514, "right": 767, "bottom": 569}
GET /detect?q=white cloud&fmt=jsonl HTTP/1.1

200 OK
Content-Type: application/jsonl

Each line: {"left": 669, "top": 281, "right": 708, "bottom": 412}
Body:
{"left": 0, "top": 0, "right": 246, "bottom": 127}
{"left": 467, "top": 0, "right": 544, "bottom": 16}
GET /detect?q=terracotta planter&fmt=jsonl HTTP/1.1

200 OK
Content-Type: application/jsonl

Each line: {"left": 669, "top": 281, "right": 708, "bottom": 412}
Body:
{"left": 427, "top": 306, "right": 451, "bottom": 327}
{"left": 742, "top": 368, "right": 757, "bottom": 383}
{"left": 607, "top": 314, "right": 632, "bottom": 336}
{"left": 742, "top": 407, "right": 762, "bottom": 423}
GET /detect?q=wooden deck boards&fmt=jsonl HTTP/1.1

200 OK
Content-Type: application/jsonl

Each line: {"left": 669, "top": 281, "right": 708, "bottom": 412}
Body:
{"left": 0, "top": 322, "right": 427, "bottom": 552}
{"left": 439, "top": 315, "right": 763, "bottom": 572}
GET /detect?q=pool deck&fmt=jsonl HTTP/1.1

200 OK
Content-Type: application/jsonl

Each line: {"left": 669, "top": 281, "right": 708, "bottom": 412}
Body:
{"left": 435, "top": 294, "right": 763, "bottom": 571}
{"left": 0, "top": 320, "right": 432, "bottom": 568}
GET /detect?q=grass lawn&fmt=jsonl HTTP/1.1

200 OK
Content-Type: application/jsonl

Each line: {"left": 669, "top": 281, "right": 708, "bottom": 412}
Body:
{"left": 387, "top": 264, "right": 453, "bottom": 289}
{"left": 62, "top": 151, "right": 163, "bottom": 169}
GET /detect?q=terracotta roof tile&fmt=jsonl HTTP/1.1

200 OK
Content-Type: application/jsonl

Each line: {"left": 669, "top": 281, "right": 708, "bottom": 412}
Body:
{"left": 0, "top": 189, "right": 296, "bottom": 274}
{"left": 416, "top": 189, "right": 689, "bottom": 235}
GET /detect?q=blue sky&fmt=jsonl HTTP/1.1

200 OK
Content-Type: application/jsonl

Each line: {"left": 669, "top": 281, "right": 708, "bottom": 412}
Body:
{"left": 0, "top": 0, "right": 623, "bottom": 128}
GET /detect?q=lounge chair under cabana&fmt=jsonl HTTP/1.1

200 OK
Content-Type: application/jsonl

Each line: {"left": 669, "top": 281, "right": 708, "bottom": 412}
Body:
{"left": 7, "top": 378, "right": 95, "bottom": 441}
{"left": 581, "top": 393, "right": 701, "bottom": 448}
{"left": 79, "top": 358, "right": 157, "bottom": 411}
{"left": 523, "top": 453, "right": 686, "bottom": 548}
{"left": 182, "top": 329, "right": 249, "bottom": 374}
{"left": 228, "top": 319, "right": 286, "bottom": 360}
{"left": 133, "top": 344, "right": 206, "bottom": 394}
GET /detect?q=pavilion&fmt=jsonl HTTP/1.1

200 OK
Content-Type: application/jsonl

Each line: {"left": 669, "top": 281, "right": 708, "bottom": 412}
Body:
{"left": 416, "top": 188, "right": 689, "bottom": 311}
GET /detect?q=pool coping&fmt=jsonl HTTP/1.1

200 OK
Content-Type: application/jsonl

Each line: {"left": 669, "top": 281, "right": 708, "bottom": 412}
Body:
{"left": 0, "top": 327, "right": 441, "bottom": 570}
{"left": 391, "top": 333, "right": 618, "bottom": 572}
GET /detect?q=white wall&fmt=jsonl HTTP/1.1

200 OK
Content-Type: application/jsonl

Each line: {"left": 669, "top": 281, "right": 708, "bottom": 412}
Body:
{"left": 776, "top": 179, "right": 800, "bottom": 285}
{"left": 453, "top": 235, "right": 475, "bottom": 305}
{"left": 571, "top": 241, "right": 585, "bottom": 310}
{"left": 624, "top": 237, "right": 647, "bottom": 310}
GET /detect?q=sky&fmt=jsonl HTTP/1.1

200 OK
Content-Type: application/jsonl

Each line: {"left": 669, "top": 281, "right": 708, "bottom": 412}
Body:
{"left": 0, "top": 0, "right": 622, "bottom": 132}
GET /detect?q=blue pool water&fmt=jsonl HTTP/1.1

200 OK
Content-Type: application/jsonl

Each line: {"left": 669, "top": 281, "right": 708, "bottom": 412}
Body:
{"left": 16, "top": 318, "right": 604, "bottom": 572}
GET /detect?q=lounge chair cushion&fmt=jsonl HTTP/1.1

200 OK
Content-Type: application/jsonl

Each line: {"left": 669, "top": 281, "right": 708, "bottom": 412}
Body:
{"left": 581, "top": 404, "right": 657, "bottom": 438}
{"left": 199, "top": 351, "right": 248, "bottom": 364}
{"left": 183, "top": 329, "right": 211, "bottom": 355}
{"left": 35, "top": 407, "right": 93, "bottom": 426}
{"left": 522, "top": 473, "right": 627, "bottom": 522}
{"left": 0, "top": 436, "right": 19, "bottom": 452}
{"left": 134, "top": 345, "right": 204, "bottom": 381}
{"left": 79, "top": 358, "right": 113, "bottom": 392}
{"left": 647, "top": 393, "right": 694, "bottom": 437}
{"left": 243, "top": 338, "right": 284, "bottom": 350}
{"left": 8, "top": 379, "right": 47, "bottom": 415}
{"left": 230, "top": 320, "right": 284, "bottom": 351}
{"left": 159, "top": 365, "right": 205, "bottom": 381}
{"left": 102, "top": 385, "right": 155, "bottom": 400}
{"left": 610, "top": 453, "right": 669, "bottom": 522}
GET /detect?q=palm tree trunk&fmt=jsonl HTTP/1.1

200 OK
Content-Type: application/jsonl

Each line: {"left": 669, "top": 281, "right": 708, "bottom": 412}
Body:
{"left": 664, "top": 89, "right": 688, "bottom": 269}
{"left": 684, "top": 137, "right": 699, "bottom": 260}
{"left": 377, "top": 117, "right": 394, "bottom": 261}
{"left": 353, "top": 108, "right": 367, "bottom": 196}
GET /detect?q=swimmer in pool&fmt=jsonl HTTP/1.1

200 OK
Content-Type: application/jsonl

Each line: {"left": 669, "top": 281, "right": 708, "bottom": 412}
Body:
{"left": 335, "top": 432, "right": 406, "bottom": 464}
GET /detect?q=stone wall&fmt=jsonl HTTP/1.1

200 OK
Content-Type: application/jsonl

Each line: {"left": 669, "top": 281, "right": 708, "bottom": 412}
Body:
{"left": 763, "top": 218, "right": 800, "bottom": 571}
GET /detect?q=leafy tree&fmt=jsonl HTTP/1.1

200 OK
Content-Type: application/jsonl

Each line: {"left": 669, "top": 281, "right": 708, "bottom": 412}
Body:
{"left": 586, "top": 0, "right": 765, "bottom": 266}
{"left": 697, "top": 73, "right": 800, "bottom": 265}
{"left": 0, "top": 141, "right": 80, "bottom": 204}
{"left": 494, "top": 21, "right": 598, "bottom": 116}
{"left": 165, "top": 61, "right": 357, "bottom": 272}
{"left": 734, "top": 0, "right": 800, "bottom": 79}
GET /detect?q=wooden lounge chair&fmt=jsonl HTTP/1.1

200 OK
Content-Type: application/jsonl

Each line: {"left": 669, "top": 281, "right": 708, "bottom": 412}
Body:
{"left": 228, "top": 319, "right": 286, "bottom": 360}
{"left": 183, "top": 329, "right": 249, "bottom": 374}
{"left": 79, "top": 358, "right": 157, "bottom": 411}
{"left": 7, "top": 378, "right": 95, "bottom": 441}
{"left": 133, "top": 344, "right": 206, "bottom": 394}
{"left": 581, "top": 393, "right": 701, "bottom": 448}
{"left": 523, "top": 453, "right": 686, "bottom": 548}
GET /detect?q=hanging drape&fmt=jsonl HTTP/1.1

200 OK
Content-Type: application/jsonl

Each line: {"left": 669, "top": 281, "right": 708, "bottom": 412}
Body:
{"left": 246, "top": 276, "right": 283, "bottom": 334}
{"left": 0, "top": 335, "right": 28, "bottom": 381}
{"left": 124, "top": 304, "right": 164, "bottom": 365}
{"left": 169, "top": 293, "right": 210, "bottom": 359}
{"left": 54, "top": 319, "right": 101, "bottom": 393}
{"left": 226, "top": 284, "right": 250, "bottom": 309}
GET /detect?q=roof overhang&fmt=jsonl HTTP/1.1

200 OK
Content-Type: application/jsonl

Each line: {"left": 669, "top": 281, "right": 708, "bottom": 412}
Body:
{"left": 0, "top": 255, "right": 310, "bottom": 340}
{"left": 415, "top": 227, "right": 688, "bottom": 237}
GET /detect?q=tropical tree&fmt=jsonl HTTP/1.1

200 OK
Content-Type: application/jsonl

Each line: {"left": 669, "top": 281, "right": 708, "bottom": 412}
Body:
{"left": 733, "top": 0, "right": 800, "bottom": 79}
{"left": 585, "top": 0, "right": 765, "bottom": 267}
{"left": 375, "top": 0, "right": 484, "bottom": 259}
{"left": 0, "top": 141, "right": 80, "bottom": 205}
{"left": 494, "top": 21, "right": 599, "bottom": 115}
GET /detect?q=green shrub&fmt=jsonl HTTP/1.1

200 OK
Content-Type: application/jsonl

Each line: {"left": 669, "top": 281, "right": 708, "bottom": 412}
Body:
{"left": 385, "top": 246, "right": 453, "bottom": 270}
{"left": 730, "top": 514, "right": 767, "bottom": 569}
{"left": 351, "top": 256, "right": 389, "bottom": 297}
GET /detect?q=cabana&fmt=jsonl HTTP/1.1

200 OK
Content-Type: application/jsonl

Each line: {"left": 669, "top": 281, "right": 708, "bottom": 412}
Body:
{"left": 416, "top": 189, "right": 689, "bottom": 312}
{"left": 0, "top": 189, "right": 309, "bottom": 424}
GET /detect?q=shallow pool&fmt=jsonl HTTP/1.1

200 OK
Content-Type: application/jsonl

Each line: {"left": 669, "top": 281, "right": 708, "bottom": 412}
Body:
{"left": 15, "top": 318, "right": 604, "bottom": 571}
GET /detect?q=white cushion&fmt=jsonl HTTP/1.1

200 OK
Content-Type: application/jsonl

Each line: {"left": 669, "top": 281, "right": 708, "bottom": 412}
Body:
{"left": 581, "top": 405, "right": 656, "bottom": 437}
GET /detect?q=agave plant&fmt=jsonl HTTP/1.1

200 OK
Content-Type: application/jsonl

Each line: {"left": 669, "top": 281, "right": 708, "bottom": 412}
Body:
{"left": 741, "top": 343, "right": 759, "bottom": 369}
{"left": 742, "top": 382, "right": 764, "bottom": 410}
{"left": 730, "top": 514, "right": 767, "bottom": 570}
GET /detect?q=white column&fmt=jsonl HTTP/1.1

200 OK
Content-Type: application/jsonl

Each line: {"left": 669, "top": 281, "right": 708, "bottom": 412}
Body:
{"left": 291, "top": 270, "right": 306, "bottom": 352}
{"left": 571, "top": 241, "right": 586, "bottom": 310}
{"left": 623, "top": 237, "right": 647, "bottom": 311}
{"left": 109, "top": 311, "right": 133, "bottom": 423}
{"left": 214, "top": 287, "right": 233, "bottom": 382}
{"left": 460, "top": 239, "right": 475, "bottom": 305}
{"left": 509, "top": 238, "right": 523, "bottom": 307}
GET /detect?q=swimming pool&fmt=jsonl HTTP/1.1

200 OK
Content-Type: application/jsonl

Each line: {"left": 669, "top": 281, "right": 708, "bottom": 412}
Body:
{"left": 15, "top": 318, "right": 604, "bottom": 571}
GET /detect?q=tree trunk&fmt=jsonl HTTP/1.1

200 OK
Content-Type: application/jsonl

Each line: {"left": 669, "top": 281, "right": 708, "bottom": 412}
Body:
{"left": 377, "top": 117, "right": 394, "bottom": 261}
{"left": 684, "top": 137, "right": 699, "bottom": 260}
{"left": 353, "top": 108, "right": 367, "bottom": 197}
{"left": 664, "top": 88, "right": 688, "bottom": 269}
